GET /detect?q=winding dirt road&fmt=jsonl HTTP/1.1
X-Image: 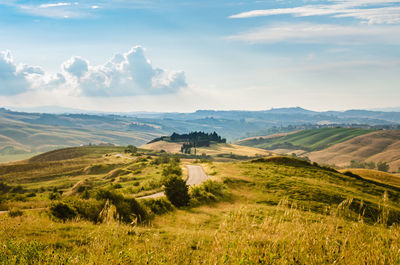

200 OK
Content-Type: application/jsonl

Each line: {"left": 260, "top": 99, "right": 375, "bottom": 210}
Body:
{"left": 137, "top": 165, "right": 208, "bottom": 199}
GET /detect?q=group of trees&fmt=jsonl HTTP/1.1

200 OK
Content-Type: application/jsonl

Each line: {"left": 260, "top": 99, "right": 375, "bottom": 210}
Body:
{"left": 172, "top": 131, "right": 226, "bottom": 154}
{"left": 350, "top": 160, "right": 390, "bottom": 172}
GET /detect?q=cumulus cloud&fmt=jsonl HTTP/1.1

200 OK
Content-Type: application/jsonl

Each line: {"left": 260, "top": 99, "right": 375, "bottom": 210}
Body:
{"left": 77, "top": 46, "right": 187, "bottom": 96}
{"left": 230, "top": 0, "right": 400, "bottom": 25}
{"left": 63, "top": 56, "right": 89, "bottom": 79}
{"left": 0, "top": 46, "right": 187, "bottom": 97}
{"left": 0, "top": 51, "right": 36, "bottom": 95}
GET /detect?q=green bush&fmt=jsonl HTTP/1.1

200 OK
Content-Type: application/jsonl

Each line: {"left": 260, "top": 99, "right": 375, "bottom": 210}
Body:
{"left": 162, "top": 162, "right": 182, "bottom": 177}
{"left": 142, "top": 198, "right": 174, "bottom": 215}
{"left": 163, "top": 175, "right": 189, "bottom": 207}
{"left": 190, "top": 180, "right": 228, "bottom": 206}
{"left": 377, "top": 162, "right": 389, "bottom": 172}
{"left": 96, "top": 189, "right": 148, "bottom": 223}
{"left": 66, "top": 198, "right": 105, "bottom": 223}
{"left": 49, "top": 192, "right": 61, "bottom": 200}
{"left": 8, "top": 208, "right": 23, "bottom": 217}
{"left": 50, "top": 202, "right": 77, "bottom": 222}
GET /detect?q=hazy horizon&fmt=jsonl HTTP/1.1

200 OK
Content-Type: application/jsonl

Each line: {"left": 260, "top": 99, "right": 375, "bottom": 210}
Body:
{"left": 1, "top": 0, "right": 399, "bottom": 112}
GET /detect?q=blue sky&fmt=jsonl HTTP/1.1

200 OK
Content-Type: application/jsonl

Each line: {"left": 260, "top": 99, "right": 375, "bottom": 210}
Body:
{"left": 0, "top": 0, "right": 399, "bottom": 112}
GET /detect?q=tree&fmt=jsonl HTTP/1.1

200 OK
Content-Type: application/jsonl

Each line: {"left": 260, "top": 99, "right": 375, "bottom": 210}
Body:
{"left": 163, "top": 175, "right": 189, "bottom": 207}
{"left": 125, "top": 145, "right": 137, "bottom": 154}
{"left": 377, "top": 162, "right": 389, "bottom": 172}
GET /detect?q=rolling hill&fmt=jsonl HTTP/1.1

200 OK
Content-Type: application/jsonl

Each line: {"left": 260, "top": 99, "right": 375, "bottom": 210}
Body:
{"left": 141, "top": 141, "right": 272, "bottom": 159}
{"left": 2, "top": 147, "right": 400, "bottom": 263}
{"left": 1, "top": 107, "right": 400, "bottom": 163}
{"left": 308, "top": 130, "right": 400, "bottom": 171}
{"left": 237, "top": 128, "right": 374, "bottom": 153}
{"left": 340, "top": 168, "right": 400, "bottom": 188}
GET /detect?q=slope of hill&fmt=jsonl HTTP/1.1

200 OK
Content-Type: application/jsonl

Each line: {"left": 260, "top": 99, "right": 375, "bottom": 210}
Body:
{"left": 142, "top": 141, "right": 272, "bottom": 159}
{"left": 141, "top": 141, "right": 183, "bottom": 153}
{"left": 1, "top": 149, "right": 400, "bottom": 263}
{"left": 0, "top": 109, "right": 162, "bottom": 162}
{"left": 308, "top": 130, "right": 400, "bottom": 171}
{"left": 237, "top": 128, "right": 373, "bottom": 153}
{"left": 2, "top": 107, "right": 400, "bottom": 163}
{"left": 340, "top": 169, "right": 400, "bottom": 188}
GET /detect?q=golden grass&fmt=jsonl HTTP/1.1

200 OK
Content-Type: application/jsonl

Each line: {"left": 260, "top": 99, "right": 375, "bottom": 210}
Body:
{"left": 196, "top": 143, "right": 272, "bottom": 157}
{"left": 1, "top": 202, "right": 400, "bottom": 264}
{"left": 141, "top": 141, "right": 183, "bottom": 153}
{"left": 308, "top": 130, "right": 400, "bottom": 171}
{"left": 341, "top": 168, "right": 400, "bottom": 188}
{"left": 2, "top": 147, "right": 400, "bottom": 264}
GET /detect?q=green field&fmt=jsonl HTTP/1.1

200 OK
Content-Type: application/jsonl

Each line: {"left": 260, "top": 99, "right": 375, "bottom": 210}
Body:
{"left": 238, "top": 128, "right": 374, "bottom": 152}
{"left": 1, "top": 146, "right": 400, "bottom": 264}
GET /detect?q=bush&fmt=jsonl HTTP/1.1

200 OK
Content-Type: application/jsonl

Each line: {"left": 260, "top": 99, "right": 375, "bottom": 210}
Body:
{"left": 8, "top": 208, "right": 23, "bottom": 217}
{"left": 163, "top": 175, "right": 190, "bottom": 207}
{"left": 49, "top": 192, "right": 61, "bottom": 200}
{"left": 50, "top": 202, "right": 77, "bottom": 222}
{"left": 162, "top": 162, "right": 182, "bottom": 177}
{"left": 96, "top": 189, "right": 148, "bottom": 223}
{"left": 377, "top": 162, "right": 389, "bottom": 172}
{"left": 151, "top": 154, "right": 170, "bottom": 165}
{"left": 142, "top": 198, "right": 174, "bottom": 215}
{"left": 125, "top": 145, "right": 138, "bottom": 154}
{"left": 66, "top": 198, "right": 105, "bottom": 223}
{"left": 190, "top": 180, "right": 228, "bottom": 206}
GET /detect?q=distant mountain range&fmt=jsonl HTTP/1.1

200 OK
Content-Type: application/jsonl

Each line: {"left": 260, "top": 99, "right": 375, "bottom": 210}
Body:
{"left": 0, "top": 107, "right": 399, "bottom": 162}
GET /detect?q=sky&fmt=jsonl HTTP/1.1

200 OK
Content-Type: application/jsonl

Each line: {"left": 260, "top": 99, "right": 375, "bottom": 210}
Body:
{"left": 0, "top": 0, "right": 399, "bottom": 112}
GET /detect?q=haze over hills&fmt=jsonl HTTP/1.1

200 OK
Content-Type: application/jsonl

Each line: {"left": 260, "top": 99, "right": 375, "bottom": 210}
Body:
{"left": 238, "top": 127, "right": 400, "bottom": 172}
{"left": 1, "top": 106, "right": 400, "bottom": 162}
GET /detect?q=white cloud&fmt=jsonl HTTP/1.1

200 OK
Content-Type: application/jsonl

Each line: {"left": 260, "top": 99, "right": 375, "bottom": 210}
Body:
{"left": 63, "top": 56, "right": 89, "bottom": 79}
{"left": 0, "top": 47, "right": 187, "bottom": 97}
{"left": 0, "top": 51, "right": 39, "bottom": 95}
{"left": 227, "top": 23, "right": 400, "bottom": 44}
{"left": 77, "top": 46, "right": 187, "bottom": 96}
{"left": 39, "top": 2, "right": 71, "bottom": 8}
{"left": 230, "top": 0, "right": 400, "bottom": 24}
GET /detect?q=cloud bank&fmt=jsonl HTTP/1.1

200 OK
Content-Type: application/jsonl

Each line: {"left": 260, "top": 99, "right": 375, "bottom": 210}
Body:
{"left": 230, "top": 0, "right": 400, "bottom": 25}
{"left": 227, "top": 23, "right": 400, "bottom": 44}
{"left": 0, "top": 46, "right": 187, "bottom": 97}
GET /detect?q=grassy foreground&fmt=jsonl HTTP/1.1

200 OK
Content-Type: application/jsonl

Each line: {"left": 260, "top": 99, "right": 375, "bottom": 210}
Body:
{"left": 1, "top": 147, "right": 400, "bottom": 264}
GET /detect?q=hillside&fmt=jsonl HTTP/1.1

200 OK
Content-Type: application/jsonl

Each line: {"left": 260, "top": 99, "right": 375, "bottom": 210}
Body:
{"left": 308, "top": 130, "right": 400, "bottom": 171}
{"left": 0, "top": 109, "right": 161, "bottom": 162}
{"left": 340, "top": 169, "right": 400, "bottom": 188}
{"left": 142, "top": 140, "right": 272, "bottom": 160}
{"left": 237, "top": 128, "right": 373, "bottom": 153}
{"left": 1, "top": 148, "right": 400, "bottom": 263}
{"left": 2, "top": 107, "right": 400, "bottom": 163}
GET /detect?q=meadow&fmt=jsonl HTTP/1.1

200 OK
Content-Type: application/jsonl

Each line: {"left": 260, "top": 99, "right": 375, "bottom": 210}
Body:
{"left": 1, "top": 146, "right": 400, "bottom": 264}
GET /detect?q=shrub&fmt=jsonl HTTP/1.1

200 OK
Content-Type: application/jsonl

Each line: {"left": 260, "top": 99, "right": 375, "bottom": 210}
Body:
{"left": 162, "top": 162, "right": 182, "bottom": 177}
{"left": 49, "top": 192, "right": 61, "bottom": 200}
{"left": 151, "top": 154, "right": 170, "bottom": 165}
{"left": 50, "top": 202, "right": 77, "bottom": 222}
{"left": 8, "top": 208, "right": 23, "bottom": 217}
{"left": 96, "top": 189, "right": 148, "bottom": 223}
{"left": 377, "top": 162, "right": 389, "bottom": 172}
{"left": 66, "top": 198, "right": 105, "bottom": 223}
{"left": 190, "top": 180, "right": 228, "bottom": 206}
{"left": 125, "top": 145, "right": 138, "bottom": 154}
{"left": 163, "top": 175, "right": 189, "bottom": 207}
{"left": 142, "top": 198, "right": 174, "bottom": 215}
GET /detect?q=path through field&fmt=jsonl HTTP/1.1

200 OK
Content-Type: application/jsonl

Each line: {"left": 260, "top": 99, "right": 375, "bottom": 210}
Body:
{"left": 137, "top": 165, "right": 208, "bottom": 199}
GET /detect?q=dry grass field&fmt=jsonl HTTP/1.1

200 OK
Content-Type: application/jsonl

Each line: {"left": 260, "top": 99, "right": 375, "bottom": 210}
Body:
{"left": 141, "top": 141, "right": 183, "bottom": 153}
{"left": 1, "top": 147, "right": 400, "bottom": 264}
{"left": 340, "top": 168, "right": 400, "bottom": 188}
{"left": 308, "top": 130, "right": 400, "bottom": 171}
